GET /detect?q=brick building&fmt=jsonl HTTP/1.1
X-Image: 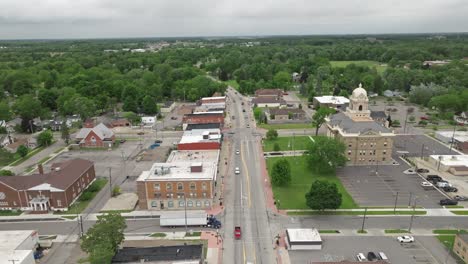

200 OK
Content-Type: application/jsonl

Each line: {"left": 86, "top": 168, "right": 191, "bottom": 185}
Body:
{"left": 0, "top": 159, "right": 95, "bottom": 212}
{"left": 137, "top": 150, "right": 219, "bottom": 210}
{"left": 268, "top": 108, "right": 306, "bottom": 121}
{"left": 326, "top": 84, "right": 395, "bottom": 165}
{"left": 75, "top": 123, "right": 115, "bottom": 148}
{"left": 182, "top": 113, "right": 224, "bottom": 130}
{"left": 254, "top": 89, "right": 283, "bottom": 100}
{"left": 454, "top": 234, "right": 468, "bottom": 262}
{"left": 177, "top": 129, "right": 222, "bottom": 150}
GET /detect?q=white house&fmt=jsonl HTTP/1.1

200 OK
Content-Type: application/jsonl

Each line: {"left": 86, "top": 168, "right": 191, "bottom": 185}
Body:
{"left": 141, "top": 116, "right": 157, "bottom": 125}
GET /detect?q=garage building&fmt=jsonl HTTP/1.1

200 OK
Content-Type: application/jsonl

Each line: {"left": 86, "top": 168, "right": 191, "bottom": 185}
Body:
{"left": 286, "top": 228, "right": 322, "bottom": 250}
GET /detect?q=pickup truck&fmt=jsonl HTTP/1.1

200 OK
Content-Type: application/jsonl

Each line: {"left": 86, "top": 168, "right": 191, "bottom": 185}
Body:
{"left": 234, "top": 226, "right": 241, "bottom": 239}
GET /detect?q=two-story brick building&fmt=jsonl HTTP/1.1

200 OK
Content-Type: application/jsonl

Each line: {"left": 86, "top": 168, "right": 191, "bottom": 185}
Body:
{"left": 182, "top": 113, "right": 224, "bottom": 130}
{"left": 0, "top": 159, "right": 95, "bottom": 212}
{"left": 137, "top": 150, "right": 219, "bottom": 210}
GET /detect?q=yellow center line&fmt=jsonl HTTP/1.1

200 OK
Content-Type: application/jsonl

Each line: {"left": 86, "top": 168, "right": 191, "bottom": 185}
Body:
{"left": 240, "top": 142, "right": 252, "bottom": 208}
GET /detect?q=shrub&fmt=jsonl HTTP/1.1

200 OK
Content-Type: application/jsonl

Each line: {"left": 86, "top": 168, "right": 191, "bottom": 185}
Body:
{"left": 0, "top": 170, "right": 14, "bottom": 176}
{"left": 408, "top": 116, "right": 415, "bottom": 122}
{"left": 419, "top": 120, "right": 428, "bottom": 126}
{"left": 79, "top": 192, "right": 94, "bottom": 201}
{"left": 112, "top": 186, "right": 121, "bottom": 197}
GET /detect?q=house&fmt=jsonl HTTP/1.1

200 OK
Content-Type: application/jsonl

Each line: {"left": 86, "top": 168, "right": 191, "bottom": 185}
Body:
{"left": 137, "top": 150, "right": 219, "bottom": 210}
{"left": 383, "top": 90, "right": 401, "bottom": 97}
{"left": 268, "top": 108, "right": 306, "bottom": 121}
{"left": 0, "top": 134, "right": 12, "bottom": 147}
{"left": 251, "top": 97, "right": 286, "bottom": 108}
{"left": 292, "top": 72, "right": 301, "bottom": 82}
{"left": 182, "top": 113, "right": 224, "bottom": 130}
{"left": 6, "top": 118, "right": 22, "bottom": 133}
{"left": 141, "top": 116, "right": 156, "bottom": 125}
{"left": 0, "top": 159, "right": 96, "bottom": 212}
{"left": 326, "top": 84, "right": 395, "bottom": 165}
{"left": 0, "top": 230, "right": 40, "bottom": 264}
{"left": 453, "top": 234, "right": 468, "bottom": 261}
{"left": 177, "top": 129, "right": 222, "bottom": 150}
{"left": 255, "top": 89, "right": 283, "bottom": 100}
{"left": 454, "top": 111, "right": 468, "bottom": 125}
{"left": 75, "top": 123, "right": 115, "bottom": 148}
{"left": 4, "top": 138, "right": 28, "bottom": 153}
{"left": 313, "top": 96, "right": 350, "bottom": 110}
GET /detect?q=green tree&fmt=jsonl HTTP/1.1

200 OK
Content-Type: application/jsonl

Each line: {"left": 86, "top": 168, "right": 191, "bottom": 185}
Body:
{"left": 305, "top": 180, "right": 342, "bottom": 210}
{"left": 0, "top": 170, "right": 14, "bottom": 176}
{"left": 0, "top": 101, "right": 12, "bottom": 121}
{"left": 141, "top": 96, "right": 158, "bottom": 115}
{"left": 266, "top": 129, "right": 278, "bottom": 140}
{"left": 37, "top": 130, "right": 53, "bottom": 147}
{"left": 81, "top": 213, "right": 127, "bottom": 263}
{"left": 61, "top": 122, "right": 70, "bottom": 144}
{"left": 271, "top": 158, "right": 291, "bottom": 186}
{"left": 306, "top": 136, "right": 346, "bottom": 173}
{"left": 122, "top": 112, "right": 141, "bottom": 124}
{"left": 13, "top": 95, "right": 44, "bottom": 132}
{"left": 273, "top": 71, "right": 291, "bottom": 90}
{"left": 311, "top": 107, "right": 335, "bottom": 136}
{"left": 17, "top": 145, "right": 28, "bottom": 158}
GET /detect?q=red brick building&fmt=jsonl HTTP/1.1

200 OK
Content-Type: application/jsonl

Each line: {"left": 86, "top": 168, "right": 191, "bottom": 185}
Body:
{"left": 177, "top": 129, "right": 222, "bottom": 150}
{"left": 75, "top": 123, "right": 115, "bottom": 148}
{"left": 0, "top": 159, "right": 96, "bottom": 212}
{"left": 255, "top": 89, "right": 283, "bottom": 99}
{"left": 182, "top": 113, "right": 224, "bottom": 130}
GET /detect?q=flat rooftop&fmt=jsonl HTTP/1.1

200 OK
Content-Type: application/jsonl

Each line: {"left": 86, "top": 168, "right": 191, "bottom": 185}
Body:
{"left": 137, "top": 161, "right": 217, "bottom": 182}
{"left": 436, "top": 131, "right": 468, "bottom": 142}
{"left": 287, "top": 228, "right": 321, "bottom": 242}
{"left": 179, "top": 129, "right": 221, "bottom": 144}
{"left": 112, "top": 244, "right": 202, "bottom": 263}
{"left": 314, "top": 96, "right": 350, "bottom": 105}
{"left": 167, "top": 150, "right": 220, "bottom": 163}
{"left": 0, "top": 230, "right": 37, "bottom": 250}
{"left": 430, "top": 155, "right": 468, "bottom": 166}
{"left": 201, "top": 96, "right": 226, "bottom": 101}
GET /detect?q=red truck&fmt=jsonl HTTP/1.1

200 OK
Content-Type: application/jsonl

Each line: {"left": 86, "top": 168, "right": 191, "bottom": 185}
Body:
{"left": 234, "top": 226, "right": 241, "bottom": 239}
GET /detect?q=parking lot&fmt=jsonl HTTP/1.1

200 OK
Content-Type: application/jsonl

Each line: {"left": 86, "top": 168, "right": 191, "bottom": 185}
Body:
{"left": 337, "top": 162, "right": 448, "bottom": 208}
{"left": 289, "top": 236, "right": 457, "bottom": 264}
{"left": 393, "top": 135, "right": 459, "bottom": 158}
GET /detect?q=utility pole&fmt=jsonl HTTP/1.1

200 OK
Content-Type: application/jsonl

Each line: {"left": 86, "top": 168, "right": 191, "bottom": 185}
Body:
{"left": 403, "top": 108, "right": 409, "bottom": 134}
{"left": 108, "top": 167, "right": 112, "bottom": 197}
{"left": 408, "top": 199, "right": 417, "bottom": 233}
{"left": 393, "top": 192, "right": 399, "bottom": 214}
{"left": 408, "top": 192, "right": 413, "bottom": 207}
{"left": 360, "top": 207, "right": 368, "bottom": 233}
{"left": 449, "top": 123, "right": 457, "bottom": 152}
{"left": 420, "top": 144, "right": 425, "bottom": 160}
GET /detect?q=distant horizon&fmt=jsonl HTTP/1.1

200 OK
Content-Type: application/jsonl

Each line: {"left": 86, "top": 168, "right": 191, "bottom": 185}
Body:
{"left": 0, "top": 31, "right": 467, "bottom": 42}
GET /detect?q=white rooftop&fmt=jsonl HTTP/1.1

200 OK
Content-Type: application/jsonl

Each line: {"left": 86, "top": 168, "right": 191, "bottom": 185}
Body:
{"left": 191, "top": 111, "right": 224, "bottom": 115}
{"left": 436, "top": 131, "right": 468, "bottom": 142}
{"left": 201, "top": 96, "right": 226, "bottom": 101}
{"left": 0, "top": 230, "right": 38, "bottom": 250}
{"left": 179, "top": 129, "right": 221, "bottom": 144}
{"left": 430, "top": 155, "right": 468, "bottom": 166}
{"left": 287, "top": 228, "right": 321, "bottom": 242}
{"left": 137, "top": 161, "right": 217, "bottom": 181}
{"left": 0, "top": 250, "right": 33, "bottom": 264}
{"left": 314, "top": 96, "right": 350, "bottom": 105}
{"left": 167, "top": 150, "right": 220, "bottom": 163}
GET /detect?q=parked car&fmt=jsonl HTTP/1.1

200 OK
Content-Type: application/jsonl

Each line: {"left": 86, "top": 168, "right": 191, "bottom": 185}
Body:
{"left": 356, "top": 253, "right": 367, "bottom": 262}
{"left": 119, "top": 139, "right": 127, "bottom": 143}
{"left": 426, "top": 175, "right": 442, "bottom": 183}
{"left": 137, "top": 132, "right": 144, "bottom": 135}
{"left": 246, "top": 124, "right": 250, "bottom": 128}
{"left": 378, "top": 252, "right": 389, "bottom": 261}
{"left": 397, "top": 236, "right": 414, "bottom": 243}
{"left": 235, "top": 167, "right": 240, "bottom": 174}
{"left": 417, "top": 168, "right": 430, "bottom": 173}
{"left": 440, "top": 199, "right": 458, "bottom": 206}
{"left": 171, "top": 116, "right": 177, "bottom": 120}
{"left": 420, "top": 116, "right": 429, "bottom": 120}
{"left": 436, "top": 181, "right": 451, "bottom": 188}
{"left": 421, "top": 181, "right": 434, "bottom": 190}
{"left": 443, "top": 186, "right": 458, "bottom": 192}
{"left": 367, "top": 252, "right": 378, "bottom": 261}
{"left": 155, "top": 139, "right": 163, "bottom": 143}
{"left": 403, "top": 169, "right": 416, "bottom": 175}
{"left": 454, "top": 195, "right": 468, "bottom": 201}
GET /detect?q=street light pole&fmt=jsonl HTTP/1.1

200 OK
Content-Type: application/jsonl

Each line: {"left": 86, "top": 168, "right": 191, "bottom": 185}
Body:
{"left": 393, "top": 192, "right": 399, "bottom": 214}
{"left": 408, "top": 199, "right": 417, "bottom": 233}
{"left": 420, "top": 144, "right": 425, "bottom": 159}
{"left": 449, "top": 123, "right": 457, "bottom": 152}
{"left": 108, "top": 167, "right": 112, "bottom": 197}
{"left": 360, "top": 207, "right": 368, "bottom": 233}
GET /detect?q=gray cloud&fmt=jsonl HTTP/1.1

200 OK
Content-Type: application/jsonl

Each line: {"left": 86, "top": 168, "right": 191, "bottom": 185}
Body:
{"left": 0, "top": 0, "right": 467, "bottom": 39}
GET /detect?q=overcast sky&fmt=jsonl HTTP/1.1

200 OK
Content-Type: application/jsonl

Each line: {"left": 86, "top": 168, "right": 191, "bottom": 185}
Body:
{"left": 0, "top": 0, "right": 467, "bottom": 39}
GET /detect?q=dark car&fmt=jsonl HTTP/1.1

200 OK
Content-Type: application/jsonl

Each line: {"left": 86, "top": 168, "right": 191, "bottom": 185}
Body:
{"left": 171, "top": 116, "right": 178, "bottom": 120}
{"left": 426, "top": 175, "right": 442, "bottom": 183}
{"left": 155, "top": 139, "right": 163, "bottom": 143}
{"left": 440, "top": 199, "right": 458, "bottom": 206}
{"left": 137, "top": 132, "right": 144, "bottom": 135}
{"left": 119, "top": 139, "right": 127, "bottom": 143}
{"left": 417, "top": 168, "right": 429, "bottom": 173}
{"left": 367, "top": 252, "right": 378, "bottom": 261}
{"left": 242, "top": 109, "right": 246, "bottom": 112}
{"left": 443, "top": 186, "right": 458, "bottom": 192}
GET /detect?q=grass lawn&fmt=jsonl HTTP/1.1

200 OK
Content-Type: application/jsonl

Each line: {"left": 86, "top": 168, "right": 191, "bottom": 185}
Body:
{"left": 9, "top": 146, "right": 46, "bottom": 166}
{"left": 0, "top": 210, "right": 22, "bottom": 216}
{"left": 445, "top": 205, "right": 464, "bottom": 209}
{"left": 318, "top": 230, "right": 340, "bottom": 234}
{"left": 436, "top": 235, "right": 456, "bottom": 250}
{"left": 266, "top": 156, "right": 357, "bottom": 209}
{"left": 150, "top": 232, "right": 167, "bottom": 237}
{"left": 385, "top": 229, "right": 410, "bottom": 234}
{"left": 258, "top": 123, "right": 313, "bottom": 130}
{"left": 451, "top": 211, "right": 468, "bottom": 215}
{"left": 330, "top": 60, "right": 387, "bottom": 74}
{"left": 99, "top": 209, "right": 134, "bottom": 214}
{"left": 55, "top": 178, "right": 108, "bottom": 215}
{"left": 357, "top": 230, "right": 368, "bottom": 234}
{"left": 263, "top": 136, "right": 315, "bottom": 152}
{"left": 224, "top": 80, "right": 240, "bottom": 89}
{"left": 287, "top": 210, "right": 427, "bottom": 216}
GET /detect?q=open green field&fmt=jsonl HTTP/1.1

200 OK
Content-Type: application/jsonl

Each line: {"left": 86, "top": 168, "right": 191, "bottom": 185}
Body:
{"left": 258, "top": 123, "right": 312, "bottom": 130}
{"left": 266, "top": 156, "right": 357, "bottom": 209}
{"left": 330, "top": 60, "right": 387, "bottom": 74}
{"left": 263, "top": 136, "right": 314, "bottom": 152}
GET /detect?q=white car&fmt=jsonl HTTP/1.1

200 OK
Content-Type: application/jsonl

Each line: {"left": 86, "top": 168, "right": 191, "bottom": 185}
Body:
{"left": 421, "top": 181, "right": 434, "bottom": 189}
{"left": 403, "top": 169, "right": 416, "bottom": 175}
{"left": 397, "top": 235, "right": 414, "bottom": 243}
{"left": 235, "top": 150, "right": 240, "bottom": 155}
{"left": 356, "top": 253, "right": 367, "bottom": 262}
{"left": 235, "top": 167, "right": 240, "bottom": 174}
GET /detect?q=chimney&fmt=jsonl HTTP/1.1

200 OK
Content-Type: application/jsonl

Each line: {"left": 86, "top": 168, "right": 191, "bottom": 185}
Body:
{"left": 38, "top": 164, "right": 44, "bottom": 174}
